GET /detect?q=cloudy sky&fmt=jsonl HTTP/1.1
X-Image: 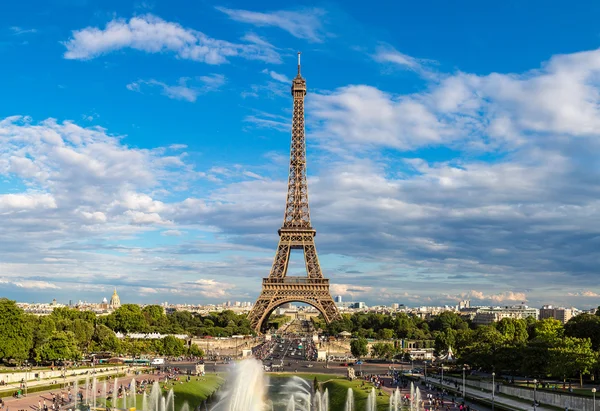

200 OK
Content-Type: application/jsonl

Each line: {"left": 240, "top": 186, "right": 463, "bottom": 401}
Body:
{"left": 1, "top": 0, "right": 599, "bottom": 309}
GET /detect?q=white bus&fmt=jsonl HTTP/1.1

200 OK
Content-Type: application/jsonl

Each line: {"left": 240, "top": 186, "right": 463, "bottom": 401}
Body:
{"left": 151, "top": 358, "right": 165, "bottom": 365}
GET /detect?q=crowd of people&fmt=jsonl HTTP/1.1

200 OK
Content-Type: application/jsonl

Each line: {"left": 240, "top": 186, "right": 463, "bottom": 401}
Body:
{"left": 251, "top": 340, "right": 276, "bottom": 360}
{"left": 304, "top": 340, "right": 317, "bottom": 361}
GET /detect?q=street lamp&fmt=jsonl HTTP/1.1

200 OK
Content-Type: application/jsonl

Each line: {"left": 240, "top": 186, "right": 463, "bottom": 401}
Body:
{"left": 592, "top": 388, "right": 596, "bottom": 411}
{"left": 533, "top": 379, "right": 538, "bottom": 411}
{"left": 492, "top": 372, "right": 495, "bottom": 411}
{"left": 462, "top": 366, "right": 466, "bottom": 399}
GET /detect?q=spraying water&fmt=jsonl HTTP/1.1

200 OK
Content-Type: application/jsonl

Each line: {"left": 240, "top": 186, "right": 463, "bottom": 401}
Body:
{"left": 114, "top": 377, "right": 119, "bottom": 408}
{"left": 131, "top": 378, "right": 137, "bottom": 410}
{"left": 166, "top": 389, "right": 175, "bottom": 411}
{"left": 73, "top": 380, "right": 79, "bottom": 405}
{"left": 209, "top": 360, "right": 266, "bottom": 411}
{"left": 344, "top": 388, "right": 354, "bottom": 411}
{"left": 388, "top": 387, "right": 400, "bottom": 411}
{"left": 94, "top": 377, "right": 98, "bottom": 408}
{"left": 143, "top": 391, "right": 148, "bottom": 411}
{"left": 85, "top": 375, "right": 90, "bottom": 405}
{"left": 102, "top": 381, "right": 107, "bottom": 405}
{"left": 366, "top": 387, "right": 377, "bottom": 411}
{"left": 286, "top": 395, "right": 295, "bottom": 411}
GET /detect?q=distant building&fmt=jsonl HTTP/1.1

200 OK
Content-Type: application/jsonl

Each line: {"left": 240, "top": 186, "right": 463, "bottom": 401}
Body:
{"left": 109, "top": 288, "right": 121, "bottom": 309}
{"left": 458, "top": 300, "right": 470, "bottom": 310}
{"left": 473, "top": 304, "right": 538, "bottom": 325}
{"left": 335, "top": 295, "right": 343, "bottom": 303}
{"left": 539, "top": 305, "right": 573, "bottom": 324}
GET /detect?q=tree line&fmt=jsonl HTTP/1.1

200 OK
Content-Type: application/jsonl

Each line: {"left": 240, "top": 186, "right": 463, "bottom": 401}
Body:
{"left": 317, "top": 309, "right": 600, "bottom": 385}
{"left": 0, "top": 298, "right": 252, "bottom": 364}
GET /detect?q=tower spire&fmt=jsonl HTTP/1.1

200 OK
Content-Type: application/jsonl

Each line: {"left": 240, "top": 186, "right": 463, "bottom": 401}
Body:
{"left": 297, "top": 51, "right": 301, "bottom": 76}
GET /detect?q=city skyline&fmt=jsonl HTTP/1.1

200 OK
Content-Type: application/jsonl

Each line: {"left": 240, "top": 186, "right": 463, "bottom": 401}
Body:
{"left": 1, "top": 1, "right": 600, "bottom": 308}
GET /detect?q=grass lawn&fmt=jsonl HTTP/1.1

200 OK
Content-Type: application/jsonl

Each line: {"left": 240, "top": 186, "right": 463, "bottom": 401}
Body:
{"left": 323, "top": 378, "right": 390, "bottom": 411}
{"left": 269, "top": 373, "right": 392, "bottom": 410}
{"left": 103, "top": 374, "right": 224, "bottom": 410}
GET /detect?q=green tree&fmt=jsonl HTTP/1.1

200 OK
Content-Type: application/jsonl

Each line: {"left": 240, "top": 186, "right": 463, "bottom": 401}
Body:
{"left": 0, "top": 298, "right": 33, "bottom": 363}
{"left": 350, "top": 337, "right": 368, "bottom": 359}
{"left": 430, "top": 312, "right": 468, "bottom": 332}
{"left": 460, "top": 325, "right": 506, "bottom": 371}
{"left": 434, "top": 329, "right": 457, "bottom": 353}
{"left": 161, "top": 336, "right": 185, "bottom": 356}
{"left": 564, "top": 314, "right": 600, "bottom": 350}
{"left": 377, "top": 328, "right": 394, "bottom": 340}
{"left": 70, "top": 319, "right": 94, "bottom": 352}
{"left": 108, "top": 304, "right": 149, "bottom": 332}
{"left": 35, "top": 331, "right": 81, "bottom": 363}
{"left": 188, "top": 343, "right": 204, "bottom": 357}
{"left": 32, "top": 316, "right": 56, "bottom": 350}
{"left": 93, "top": 324, "right": 120, "bottom": 352}
{"left": 371, "top": 342, "right": 395, "bottom": 359}
{"left": 532, "top": 318, "right": 563, "bottom": 343}
{"left": 549, "top": 336, "right": 597, "bottom": 386}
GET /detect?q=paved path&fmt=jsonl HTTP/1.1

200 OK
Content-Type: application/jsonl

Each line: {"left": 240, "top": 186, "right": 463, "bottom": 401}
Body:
{"left": 428, "top": 377, "right": 554, "bottom": 411}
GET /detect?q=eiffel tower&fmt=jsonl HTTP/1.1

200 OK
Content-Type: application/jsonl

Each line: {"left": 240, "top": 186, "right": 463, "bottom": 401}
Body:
{"left": 247, "top": 53, "right": 342, "bottom": 333}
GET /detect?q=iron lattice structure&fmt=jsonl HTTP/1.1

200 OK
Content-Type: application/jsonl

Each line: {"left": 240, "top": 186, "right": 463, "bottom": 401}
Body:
{"left": 248, "top": 54, "right": 342, "bottom": 333}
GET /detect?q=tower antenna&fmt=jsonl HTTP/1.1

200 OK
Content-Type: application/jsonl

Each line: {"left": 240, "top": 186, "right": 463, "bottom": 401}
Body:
{"left": 297, "top": 51, "right": 301, "bottom": 76}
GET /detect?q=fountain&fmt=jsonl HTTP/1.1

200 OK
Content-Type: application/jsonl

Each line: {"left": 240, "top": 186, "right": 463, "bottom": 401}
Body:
{"left": 103, "top": 381, "right": 107, "bottom": 405}
{"left": 92, "top": 377, "right": 97, "bottom": 408}
{"left": 114, "top": 376, "right": 119, "bottom": 408}
{"left": 344, "top": 388, "right": 354, "bottom": 411}
{"left": 132, "top": 379, "right": 138, "bottom": 410}
{"left": 70, "top": 358, "right": 405, "bottom": 411}
{"left": 166, "top": 389, "right": 175, "bottom": 411}
{"left": 322, "top": 389, "right": 329, "bottom": 411}
{"left": 85, "top": 375, "right": 90, "bottom": 405}
{"left": 366, "top": 387, "right": 376, "bottom": 411}
{"left": 389, "top": 387, "right": 400, "bottom": 411}
{"left": 209, "top": 359, "right": 266, "bottom": 411}
{"left": 73, "top": 379, "right": 79, "bottom": 405}
{"left": 286, "top": 395, "right": 295, "bottom": 411}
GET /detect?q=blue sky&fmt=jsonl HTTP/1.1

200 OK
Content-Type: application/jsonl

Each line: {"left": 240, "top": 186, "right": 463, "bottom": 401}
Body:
{"left": 1, "top": 0, "right": 600, "bottom": 308}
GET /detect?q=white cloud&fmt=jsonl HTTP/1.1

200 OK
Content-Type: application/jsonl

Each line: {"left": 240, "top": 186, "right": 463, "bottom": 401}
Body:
{"left": 127, "top": 74, "right": 226, "bottom": 102}
{"left": 327, "top": 284, "right": 372, "bottom": 298}
{"left": 0, "top": 193, "right": 57, "bottom": 212}
{"left": 568, "top": 291, "right": 600, "bottom": 298}
{"left": 161, "top": 230, "right": 182, "bottom": 236}
{"left": 10, "top": 27, "right": 37, "bottom": 35}
{"left": 63, "top": 14, "right": 281, "bottom": 64}
{"left": 1, "top": 278, "right": 60, "bottom": 289}
{"left": 216, "top": 7, "right": 326, "bottom": 42}
{"left": 310, "top": 48, "right": 600, "bottom": 151}
{"left": 372, "top": 44, "right": 433, "bottom": 73}
{"left": 184, "top": 279, "right": 237, "bottom": 298}
{"left": 261, "top": 69, "right": 290, "bottom": 83}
